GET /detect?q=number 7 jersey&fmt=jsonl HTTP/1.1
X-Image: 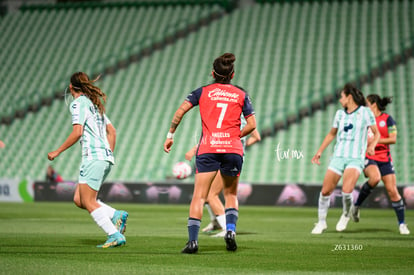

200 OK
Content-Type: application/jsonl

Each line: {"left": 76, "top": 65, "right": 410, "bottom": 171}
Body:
{"left": 185, "top": 83, "right": 255, "bottom": 156}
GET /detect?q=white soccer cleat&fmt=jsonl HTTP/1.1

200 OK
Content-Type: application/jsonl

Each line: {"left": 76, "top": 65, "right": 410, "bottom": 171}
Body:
{"left": 202, "top": 220, "right": 221, "bottom": 232}
{"left": 311, "top": 221, "right": 327, "bottom": 234}
{"left": 336, "top": 214, "right": 350, "bottom": 232}
{"left": 212, "top": 230, "right": 226, "bottom": 238}
{"left": 399, "top": 223, "right": 410, "bottom": 235}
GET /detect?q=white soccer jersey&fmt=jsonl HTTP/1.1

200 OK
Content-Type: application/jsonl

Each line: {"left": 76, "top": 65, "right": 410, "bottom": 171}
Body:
{"left": 70, "top": 95, "right": 114, "bottom": 164}
{"left": 332, "top": 106, "right": 376, "bottom": 159}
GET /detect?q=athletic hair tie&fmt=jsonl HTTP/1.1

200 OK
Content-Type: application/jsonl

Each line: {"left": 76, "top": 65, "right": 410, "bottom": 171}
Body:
{"left": 213, "top": 70, "right": 233, "bottom": 78}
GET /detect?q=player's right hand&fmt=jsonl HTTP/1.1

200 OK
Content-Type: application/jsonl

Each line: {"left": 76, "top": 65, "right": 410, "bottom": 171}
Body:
{"left": 311, "top": 152, "right": 321, "bottom": 165}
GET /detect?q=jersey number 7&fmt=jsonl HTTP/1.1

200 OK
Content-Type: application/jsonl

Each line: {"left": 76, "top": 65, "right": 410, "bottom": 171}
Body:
{"left": 216, "top": 103, "right": 228, "bottom": 129}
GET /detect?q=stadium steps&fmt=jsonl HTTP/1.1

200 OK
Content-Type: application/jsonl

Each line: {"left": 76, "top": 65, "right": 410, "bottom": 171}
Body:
{"left": 0, "top": 2, "right": 228, "bottom": 125}
{"left": 1, "top": 0, "right": 413, "bottom": 184}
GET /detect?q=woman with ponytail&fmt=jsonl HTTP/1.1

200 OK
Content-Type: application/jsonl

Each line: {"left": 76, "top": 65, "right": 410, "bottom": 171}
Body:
{"left": 311, "top": 83, "right": 380, "bottom": 234}
{"left": 164, "top": 53, "right": 256, "bottom": 253}
{"left": 352, "top": 94, "right": 409, "bottom": 234}
{"left": 48, "top": 72, "right": 129, "bottom": 248}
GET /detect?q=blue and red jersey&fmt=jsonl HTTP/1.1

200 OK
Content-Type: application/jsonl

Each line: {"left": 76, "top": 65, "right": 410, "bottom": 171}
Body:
{"left": 185, "top": 83, "right": 255, "bottom": 156}
{"left": 366, "top": 112, "right": 397, "bottom": 162}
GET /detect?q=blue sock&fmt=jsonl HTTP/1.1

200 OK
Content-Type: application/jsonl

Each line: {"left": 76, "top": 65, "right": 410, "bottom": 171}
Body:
{"left": 187, "top": 218, "right": 201, "bottom": 241}
{"left": 225, "top": 208, "right": 238, "bottom": 232}
{"left": 391, "top": 199, "right": 405, "bottom": 224}
{"left": 355, "top": 182, "right": 372, "bottom": 206}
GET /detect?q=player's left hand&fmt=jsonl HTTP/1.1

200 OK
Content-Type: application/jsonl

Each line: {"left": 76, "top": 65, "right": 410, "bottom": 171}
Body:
{"left": 366, "top": 146, "right": 375, "bottom": 156}
{"left": 48, "top": 150, "right": 60, "bottom": 161}
{"left": 164, "top": 139, "right": 174, "bottom": 153}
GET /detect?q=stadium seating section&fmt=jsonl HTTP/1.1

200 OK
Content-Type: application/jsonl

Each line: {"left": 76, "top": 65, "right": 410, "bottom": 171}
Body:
{"left": 0, "top": 0, "right": 413, "bottom": 185}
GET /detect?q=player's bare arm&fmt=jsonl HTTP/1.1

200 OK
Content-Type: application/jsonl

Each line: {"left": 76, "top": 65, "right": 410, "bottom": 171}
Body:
{"left": 240, "top": 115, "right": 256, "bottom": 138}
{"left": 366, "top": 124, "right": 380, "bottom": 156}
{"left": 106, "top": 123, "right": 116, "bottom": 152}
{"left": 48, "top": 124, "right": 83, "bottom": 160}
{"left": 312, "top": 127, "right": 337, "bottom": 165}
{"left": 164, "top": 101, "right": 193, "bottom": 153}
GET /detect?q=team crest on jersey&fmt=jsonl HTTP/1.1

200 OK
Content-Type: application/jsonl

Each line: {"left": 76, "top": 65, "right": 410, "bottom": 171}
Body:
{"left": 379, "top": 120, "right": 386, "bottom": 127}
{"left": 344, "top": 123, "right": 353, "bottom": 132}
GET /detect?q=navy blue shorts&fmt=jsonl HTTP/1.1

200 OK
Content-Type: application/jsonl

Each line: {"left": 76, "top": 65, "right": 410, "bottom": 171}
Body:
{"left": 364, "top": 158, "right": 395, "bottom": 176}
{"left": 196, "top": 153, "right": 243, "bottom": 177}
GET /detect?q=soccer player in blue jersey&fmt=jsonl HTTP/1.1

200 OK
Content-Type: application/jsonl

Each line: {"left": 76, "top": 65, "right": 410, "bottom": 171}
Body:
{"left": 311, "top": 84, "right": 380, "bottom": 234}
{"left": 352, "top": 94, "right": 409, "bottom": 234}
{"left": 48, "top": 72, "right": 128, "bottom": 248}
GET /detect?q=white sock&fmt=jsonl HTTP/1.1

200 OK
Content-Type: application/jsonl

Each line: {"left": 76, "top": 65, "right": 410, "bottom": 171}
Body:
{"left": 205, "top": 203, "right": 216, "bottom": 222}
{"left": 91, "top": 207, "right": 118, "bottom": 236}
{"left": 342, "top": 192, "right": 353, "bottom": 217}
{"left": 216, "top": 214, "right": 226, "bottom": 230}
{"left": 318, "top": 193, "right": 330, "bottom": 223}
{"left": 97, "top": 199, "right": 116, "bottom": 219}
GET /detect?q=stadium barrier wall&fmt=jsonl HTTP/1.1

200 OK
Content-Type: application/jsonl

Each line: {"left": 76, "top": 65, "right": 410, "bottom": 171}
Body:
{"left": 33, "top": 181, "right": 414, "bottom": 209}
{"left": 0, "top": 178, "right": 33, "bottom": 202}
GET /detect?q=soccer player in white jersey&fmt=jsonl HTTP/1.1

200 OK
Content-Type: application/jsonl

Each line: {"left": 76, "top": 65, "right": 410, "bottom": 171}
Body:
{"left": 311, "top": 83, "right": 380, "bottom": 234}
{"left": 48, "top": 72, "right": 128, "bottom": 248}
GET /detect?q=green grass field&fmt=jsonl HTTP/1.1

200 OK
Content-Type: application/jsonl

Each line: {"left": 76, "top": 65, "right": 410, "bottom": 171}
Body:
{"left": 0, "top": 202, "right": 413, "bottom": 274}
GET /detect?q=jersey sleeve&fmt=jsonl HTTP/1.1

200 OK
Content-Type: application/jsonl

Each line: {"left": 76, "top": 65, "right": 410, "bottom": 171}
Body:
{"left": 242, "top": 93, "right": 255, "bottom": 118}
{"left": 366, "top": 108, "right": 376, "bottom": 126}
{"left": 104, "top": 114, "right": 112, "bottom": 125}
{"left": 332, "top": 110, "right": 341, "bottom": 128}
{"left": 185, "top": 87, "right": 203, "bottom": 107}
{"left": 387, "top": 115, "right": 397, "bottom": 134}
{"left": 70, "top": 100, "right": 86, "bottom": 125}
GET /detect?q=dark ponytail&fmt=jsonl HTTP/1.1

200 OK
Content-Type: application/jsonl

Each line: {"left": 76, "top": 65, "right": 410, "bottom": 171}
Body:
{"left": 367, "top": 94, "right": 392, "bottom": 111}
{"left": 343, "top": 83, "right": 366, "bottom": 107}
{"left": 70, "top": 72, "right": 106, "bottom": 115}
{"left": 213, "top": 53, "right": 236, "bottom": 84}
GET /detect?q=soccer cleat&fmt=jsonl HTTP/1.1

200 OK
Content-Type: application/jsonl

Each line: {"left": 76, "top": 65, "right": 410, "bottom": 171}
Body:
{"left": 399, "top": 223, "right": 410, "bottom": 235}
{"left": 112, "top": 210, "right": 128, "bottom": 234}
{"left": 336, "top": 214, "right": 350, "bottom": 232}
{"left": 224, "top": 231, "right": 237, "bottom": 251}
{"left": 351, "top": 206, "right": 360, "bottom": 223}
{"left": 311, "top": 221, "right": 327, "bottom": 234}
{"left": 97, "top": 232, "right": 126, "bottom": 248}
{"left": 181, "top": 240, "right": 198, "bottom": 254}
{"left": 202, "top": 220, "right": 221, "bottom": 232}
{"left": 212, "top": 230, "right": 226, "bottom": 238}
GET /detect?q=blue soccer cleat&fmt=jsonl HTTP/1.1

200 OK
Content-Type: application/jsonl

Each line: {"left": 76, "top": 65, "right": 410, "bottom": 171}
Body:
{"left": 112, "top": 210, "right": 128, "bottom": 234}
{"left": 97, "top": 232, "right": 126, "bottom": 248}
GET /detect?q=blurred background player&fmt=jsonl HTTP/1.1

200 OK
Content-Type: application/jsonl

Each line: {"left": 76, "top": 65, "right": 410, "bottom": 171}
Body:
{"left": 311, "top": 84, "right": 380, "bottom": 234}
{"left": 46, "top": 165, "right": 63, "bottom": 185}
{"left": 47, "top": 72, "right": 128, "bottom": 248}
{"left": 185, "top": 123, "right": 261, "bottom": 238}
{"left": 164, "top": 53, "right": 256, "bottom": 253}
{"left": 0, "top": 140, "right": 5, "bottom": 149}
{"left": 352, "top": 94, "right": 409, "bottom": 235}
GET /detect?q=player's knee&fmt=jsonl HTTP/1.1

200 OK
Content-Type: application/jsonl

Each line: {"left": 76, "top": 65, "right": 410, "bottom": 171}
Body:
{"left": 369, "top": 175, "right": 381, "bottom": 186}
